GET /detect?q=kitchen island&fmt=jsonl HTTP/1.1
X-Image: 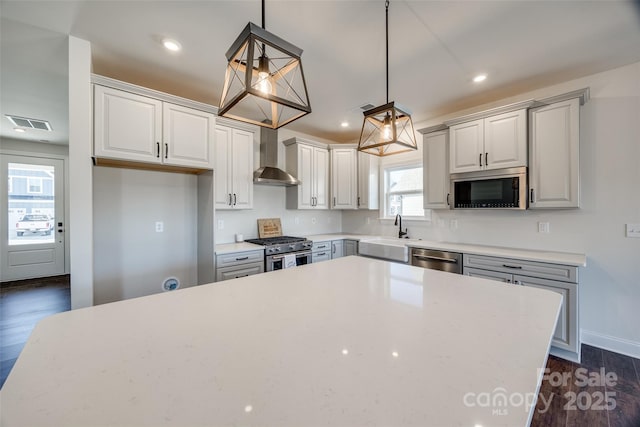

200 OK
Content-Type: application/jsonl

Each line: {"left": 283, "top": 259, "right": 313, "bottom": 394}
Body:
{"left": 1, "top": 256, "right": 561, "bottom": 426}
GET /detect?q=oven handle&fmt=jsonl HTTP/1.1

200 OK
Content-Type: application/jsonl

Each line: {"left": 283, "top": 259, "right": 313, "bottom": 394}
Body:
{"left": 270, "top": 251, "right": 312, "bottom": 261}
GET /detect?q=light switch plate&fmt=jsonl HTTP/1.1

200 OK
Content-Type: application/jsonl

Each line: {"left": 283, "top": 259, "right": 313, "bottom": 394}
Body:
{"left": 538, "top": 222, "right": 550, "bottom": 233}
{"left": 626, "top": 223, "right": 640, "bottom": 238}
{"left": 217, "top": 219, "right": 224, "bottom": 230}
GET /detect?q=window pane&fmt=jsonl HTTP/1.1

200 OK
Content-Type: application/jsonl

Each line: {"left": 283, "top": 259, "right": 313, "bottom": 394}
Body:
{"left": 388, "top": 167, "right": 422, "bottom": 192}
{"left": 401, "top": 194, "right": 424, "bottom": 216}
{"left": 8, "top": 163, "right": 55, "bottom": 246}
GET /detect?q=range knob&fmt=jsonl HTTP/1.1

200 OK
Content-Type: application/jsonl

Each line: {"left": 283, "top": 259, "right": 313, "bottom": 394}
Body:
{"left": 289, "top": 245, "right": 295, "bottom": 250}
{"left": 275, "top": 247, "right": 281, "bottom": 252}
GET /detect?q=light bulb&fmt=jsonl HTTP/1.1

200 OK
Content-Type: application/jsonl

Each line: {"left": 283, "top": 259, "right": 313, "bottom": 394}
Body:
{"left": 382, "top": 114, "right": 392, "bottom": 140}
{"left": 257, "top": 71, "right": 272, "bottom": 95}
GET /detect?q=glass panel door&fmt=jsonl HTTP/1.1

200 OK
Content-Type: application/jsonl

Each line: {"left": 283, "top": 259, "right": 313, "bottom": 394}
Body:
{"left": 1, "top": 155, "right": 65, "bottom": 281}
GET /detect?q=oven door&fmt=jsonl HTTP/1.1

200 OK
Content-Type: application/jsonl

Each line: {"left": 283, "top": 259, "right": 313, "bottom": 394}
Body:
{"left": 266, "top": 251, "right": 312, "bottom": 272}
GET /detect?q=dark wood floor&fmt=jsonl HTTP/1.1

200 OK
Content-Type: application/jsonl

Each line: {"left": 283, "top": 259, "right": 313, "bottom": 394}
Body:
{"left": 1, "top": 277, "right": 639, "bottom": 426}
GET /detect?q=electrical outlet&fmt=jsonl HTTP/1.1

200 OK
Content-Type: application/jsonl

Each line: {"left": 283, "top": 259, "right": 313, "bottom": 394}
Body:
{"left": 155, "top": 221, "right": 164, "bottom": 233}
{"left": 311, "top": 217, "right": 317, "bottom": 224}
{"left": 450, "top": 219, "right": 458, "bottom": 230}
{"left": 366, "top": 217, "right": 370, "bottom": 225}
{"left": 294, "top": 217, "right": 299, "bottom": 225}
{"left": 538, "top": 222, "right": 550, "bottom": 233}
{"left": 217, "top": 219, "right": 224, "bottom": 230}
{"left": 626, "top": 223, "right": 640, "bottom": 238}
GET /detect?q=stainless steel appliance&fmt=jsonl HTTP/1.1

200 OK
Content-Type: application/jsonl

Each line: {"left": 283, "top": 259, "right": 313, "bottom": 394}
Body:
{"left": 450, "top": 166, "right": 527, "bottom": 209}
{"left": 245, "top": 236, "right": 313, "bottom": 271}
{"left": 410, "top": 248, "right": 462, "bottom": 274}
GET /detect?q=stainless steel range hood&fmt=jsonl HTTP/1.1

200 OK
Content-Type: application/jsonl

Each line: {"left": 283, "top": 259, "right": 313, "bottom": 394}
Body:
{"left": 254, "top": 128, "right": 300, "bottom": 186}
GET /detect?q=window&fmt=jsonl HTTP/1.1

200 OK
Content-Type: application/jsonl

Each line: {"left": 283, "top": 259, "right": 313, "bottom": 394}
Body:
{"left": 27, "top": 177, "right": 42, "bottom": 194}
{"left": 383, "top": 164, "right": 424, "bottom": 218}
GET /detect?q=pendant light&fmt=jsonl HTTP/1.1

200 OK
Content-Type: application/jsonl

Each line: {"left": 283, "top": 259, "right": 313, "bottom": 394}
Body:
{"left": 358, "top": 0, "right": 417, "bottom": 156}
{"left": 219, "top": 0, "right": 311, "bottom": 129}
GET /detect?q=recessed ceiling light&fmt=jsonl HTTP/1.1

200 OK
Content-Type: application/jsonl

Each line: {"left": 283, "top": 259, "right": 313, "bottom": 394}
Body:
{"left": 162, "top": 38, "right": 182, "bottom": 52}
{"left": 14, "top": 128, "right": 26, "bottom": 133}
{"left": 340, "top": 121, "right": 349, "bottom": 128}
{"left": 473, "top": 74, "right": 487, "bottom": 83}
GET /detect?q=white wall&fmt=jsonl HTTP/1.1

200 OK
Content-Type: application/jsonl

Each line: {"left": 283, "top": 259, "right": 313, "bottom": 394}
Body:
{"left": 343, "top": 62, "right": 640, "bottom": 357}
{"left": 214, "top": 128, "right": 343, "bottom": 243}
{"left": 93, "top": 167, "right": 198, "bottom": 304}
{"left": 68, "top": 36, "right": 93, "bottom": 309}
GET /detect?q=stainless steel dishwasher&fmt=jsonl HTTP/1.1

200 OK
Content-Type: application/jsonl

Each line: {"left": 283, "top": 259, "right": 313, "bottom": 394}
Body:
{"left": 410, "top": 248, "right": 462, "bottom": 274}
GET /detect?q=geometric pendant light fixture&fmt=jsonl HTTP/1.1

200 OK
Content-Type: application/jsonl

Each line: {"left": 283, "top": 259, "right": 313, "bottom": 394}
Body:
{"left": 218, "top": 0, "right": 311, "bottom": 129}
{"left": 358, "top": 0, "right": 417, "bottom": 156}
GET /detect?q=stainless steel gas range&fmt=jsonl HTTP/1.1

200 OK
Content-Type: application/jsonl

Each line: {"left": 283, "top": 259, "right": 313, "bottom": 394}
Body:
{"left": 244, "top": 236, "right": 313, "bottom": 271}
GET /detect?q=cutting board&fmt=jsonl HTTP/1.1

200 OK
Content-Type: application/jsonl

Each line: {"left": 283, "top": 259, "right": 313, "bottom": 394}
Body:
{"left": 257, "top": 218, "right": 282, "bottom": 238}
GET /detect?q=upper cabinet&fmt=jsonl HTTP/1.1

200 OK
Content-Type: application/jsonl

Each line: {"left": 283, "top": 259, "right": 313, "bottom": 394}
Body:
{"left": 357, "top": 151, "right": 379, "bottom": 210}
{"left": 330, "top": 145, "right": 357, "bottom": 209}
{"left": 93, "top": 79, "right": 215, "bottom": 172}
{"left": 214, "top": 123, "right": 255, "bottom": 210}
{"left": 448, "top": 108, "right": 528, "bottom": 174}
{"left": 421, "top": 126, "right": 450, "bottom": 210}
{"left": 529, "top": 97, "right": 581, "bottom": 209}
{"left": 285, "top": 138, "right": 329, "bottom": 209}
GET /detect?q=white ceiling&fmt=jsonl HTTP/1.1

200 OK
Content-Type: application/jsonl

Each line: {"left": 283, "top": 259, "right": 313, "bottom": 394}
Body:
{"left": 2, "top": 0, "right": 640, "bottom": 145}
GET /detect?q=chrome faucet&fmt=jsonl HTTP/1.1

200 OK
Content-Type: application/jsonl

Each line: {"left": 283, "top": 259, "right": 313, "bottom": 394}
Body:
{"left": 394, "top": 214, "right": 408, "bottom": 238}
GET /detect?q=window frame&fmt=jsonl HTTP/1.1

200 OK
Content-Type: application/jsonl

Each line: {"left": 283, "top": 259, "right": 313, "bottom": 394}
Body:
{"left": 380, "top": 161, "right": 426, "bottom": 220}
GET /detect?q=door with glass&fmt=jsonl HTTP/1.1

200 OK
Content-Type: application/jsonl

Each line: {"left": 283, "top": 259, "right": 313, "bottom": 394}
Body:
{"left": 1, "top": 155, "right": 65, "bottom": 281}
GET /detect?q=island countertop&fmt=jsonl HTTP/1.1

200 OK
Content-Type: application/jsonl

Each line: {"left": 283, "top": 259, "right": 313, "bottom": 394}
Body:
{"left": 1, "top": 257, "right": 561, "bottom": 427}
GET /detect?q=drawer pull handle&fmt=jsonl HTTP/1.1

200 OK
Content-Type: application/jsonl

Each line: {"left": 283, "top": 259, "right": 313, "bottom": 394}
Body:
{"left": 317, "top": 252, "right": 327, "bottom": 256}
{"left": 235, "top": 256, "right": 249, "bottom": 261}
{"left": 502, "top": 264, "right": 523, "bottom": 269}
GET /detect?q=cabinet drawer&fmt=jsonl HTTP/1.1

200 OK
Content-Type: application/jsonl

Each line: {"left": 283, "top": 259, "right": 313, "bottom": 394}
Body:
{"left": 464, "top": 267, "right": 513, "bottom": 283}
{"left": 216, "top": 262, "right": 264, "bottom": 282}
{"left": 312, "top": 241, "right": 331, "bottom": 251}
{"left": 463, "top": 254, "right": 577, "bottom": 283}
{"left": 312, "top": 251, "right": 331, "bottom": 263}
{"left": 216, "top": 250, "right": 264, "bottom": 268}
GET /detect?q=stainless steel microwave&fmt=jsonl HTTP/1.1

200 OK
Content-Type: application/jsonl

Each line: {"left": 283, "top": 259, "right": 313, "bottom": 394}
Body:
{"left": 450, "top": 167, "right": 527, "bottom": 210}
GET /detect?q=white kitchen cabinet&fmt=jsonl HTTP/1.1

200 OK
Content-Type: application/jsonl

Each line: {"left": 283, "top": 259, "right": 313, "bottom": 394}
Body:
{"left": 330, "top": 146, "right": 357, "bottom": 209}
{"left": 214, "top": 124, "right": 255, "bottom": 209}
{"left": 331, "top": 240, "right": 344, "bottom": 258}
{"left": 285, "top": 138, "right": 329, "bottom": 209}
{"left": 357, "top": 151, "right": 379, "bottom": 210}
{"left": 311, "top": 240, "right": 332, "bottom": 263}
{"left": 422, "top": 128, "right": 450, "bottom": 209}
{"left": 529, "top": 98, "right": 580, "bottom": 208}
{"left": 345, "top": 240, "right": 358, "bottom": 256}
{"left": 448, "top": 109, "right": 527, "bottom": 174}
{"left": 215, "top": 249, "right": 264, "bottom": 282}
{"left": 463, "top": 253, "right": 579, "bottom": 361}
{"left": 94, "top": 84, "right": 214, "bottom": 170}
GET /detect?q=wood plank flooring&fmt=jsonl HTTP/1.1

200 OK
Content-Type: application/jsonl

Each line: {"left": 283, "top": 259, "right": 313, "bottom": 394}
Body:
{"left": 1, "top": 276, "right": 639, "bottom": 426}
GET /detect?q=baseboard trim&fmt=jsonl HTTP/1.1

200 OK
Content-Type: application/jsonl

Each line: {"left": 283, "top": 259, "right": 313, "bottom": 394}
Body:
{"left": 581, "top": 329, "right": 640, "bottom": 359}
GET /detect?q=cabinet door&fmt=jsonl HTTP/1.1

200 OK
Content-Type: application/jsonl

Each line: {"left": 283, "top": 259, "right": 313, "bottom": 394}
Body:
{"left": 231, "top": 129, "right": 254, "bottom": 209}
{"left": 163, "top": 103, "right": 214, "bottom": 168}
{"left": 464, "top": 267, "right": 513, "bottom": 283}
{"left": 449, "top": 119, "right": 483, "bottom": 173}
{"left": 331, "top": 240, "right": 344, "bottom": 258}
{"left": 297, "top": 144, "right": 315, "bottom": 209}
{"left": 94, "top": 85, "right": 162, "bottom": 163}
{"left": 483, "top": 109, "right": 527, "bottom": 170}
{"left": 313, "top": 147, "right": 330, "bottom": 209}
{"left": 331, "top": 148, "right": 357, "bottom": 209}
{"left": 516, "top": 275, "right": 577, "bottom": 353}
{"left": 529, "top": 98, "right": 580, "bottom": 208}
{"left": 357, "top": 152, "right": 379, "bottom": 209}
{"left": 423, "top": 130, "right": 450, "bottom": 209}
{"left": 214, "top": 126, "right": 233, "bottom": 209}
{"left": 344, "top": 240, "right": 358, "bottom": 256}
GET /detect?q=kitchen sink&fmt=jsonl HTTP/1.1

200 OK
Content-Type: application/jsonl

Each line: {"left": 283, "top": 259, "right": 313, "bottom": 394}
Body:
{"left": 358, "top": 237, "right": 419, "bottom": 263}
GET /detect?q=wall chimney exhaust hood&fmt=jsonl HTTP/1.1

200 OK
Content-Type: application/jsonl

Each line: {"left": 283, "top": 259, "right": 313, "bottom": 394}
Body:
{"left": 254, "top": 127, "right": 300, "bottom": 186}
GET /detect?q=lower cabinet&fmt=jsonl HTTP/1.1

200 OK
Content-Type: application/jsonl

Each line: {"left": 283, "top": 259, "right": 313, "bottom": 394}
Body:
{"left": 215, "top": 250, "right": 264, "bottom": 282}
{"left": 312, "top": 240, "right": 332, "bottom": 263}
{"left": 463, "top": 254, "right": 579, "bottom": 362}
{"left": 331, "top": 240, "right": 344, "bottom": 258}
{"left": 344, "top": 240, "right": 358, "bottom": 256}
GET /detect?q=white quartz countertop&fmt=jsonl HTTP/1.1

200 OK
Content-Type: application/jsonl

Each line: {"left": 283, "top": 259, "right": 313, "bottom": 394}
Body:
{"left": 1, "top": 257, "right": 561, "bottom": 427}
{"left": 303, "top": 233, "right": 365, "bottom": 242}
{"left": 215, "top": 241, "right": 264, "bottom": 255}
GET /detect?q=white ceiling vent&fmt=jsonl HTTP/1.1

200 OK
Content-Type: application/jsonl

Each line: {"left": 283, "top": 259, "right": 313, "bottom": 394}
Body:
{"left": 5, "top": 115, "right": 53, "bottom": 131}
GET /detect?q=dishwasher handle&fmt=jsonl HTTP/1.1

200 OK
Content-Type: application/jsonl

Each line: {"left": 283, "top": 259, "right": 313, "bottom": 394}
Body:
{"left": 412, "top": 254, "right": 459, "bottom": 263}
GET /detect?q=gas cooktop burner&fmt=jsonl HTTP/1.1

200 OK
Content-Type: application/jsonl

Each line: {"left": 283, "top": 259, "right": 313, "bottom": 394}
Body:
{"left": 245, "top": 236, "right": 307, "bottom": 246}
